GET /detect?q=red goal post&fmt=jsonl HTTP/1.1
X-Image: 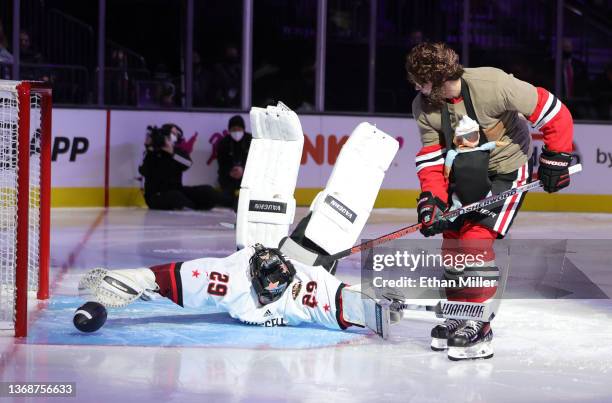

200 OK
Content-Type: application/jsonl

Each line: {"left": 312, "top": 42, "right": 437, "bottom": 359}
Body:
{"left": 0, "top": 80, "right": 51, "bottom": 337}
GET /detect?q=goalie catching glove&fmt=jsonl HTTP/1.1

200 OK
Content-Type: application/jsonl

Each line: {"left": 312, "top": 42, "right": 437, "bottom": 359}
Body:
{"left": 78, "top": 267, "right": 159, "bottom": 308}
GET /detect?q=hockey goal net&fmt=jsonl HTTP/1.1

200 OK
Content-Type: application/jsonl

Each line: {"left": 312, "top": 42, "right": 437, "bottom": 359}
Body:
{"left": 0, "top": 81, "right": 51, "bottom": 337}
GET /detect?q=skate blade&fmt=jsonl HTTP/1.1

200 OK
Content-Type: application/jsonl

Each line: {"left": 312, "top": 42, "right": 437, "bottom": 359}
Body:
{"left": 430, "top": 337, "right": 448, "bottom": 351}
{"left": 447, "top": 341, "right": 493, "bottom": 361}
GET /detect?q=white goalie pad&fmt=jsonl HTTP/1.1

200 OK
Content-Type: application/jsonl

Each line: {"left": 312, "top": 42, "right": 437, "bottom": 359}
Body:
{"left": 236, "top": 102, "right": 304, "bottom": 249}
{"left": 304, "top": 122, "right": 399, "bottom": 254}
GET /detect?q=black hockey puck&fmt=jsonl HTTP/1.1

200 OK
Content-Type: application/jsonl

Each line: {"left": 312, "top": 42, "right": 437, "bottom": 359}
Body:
{"left": 73, "top": 301, "right": 107, "bottom": 333}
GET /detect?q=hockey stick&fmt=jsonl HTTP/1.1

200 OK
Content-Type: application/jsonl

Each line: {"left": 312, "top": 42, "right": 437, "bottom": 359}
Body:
{"left": 315, "top": 163, "right": 583, "bottom": 266}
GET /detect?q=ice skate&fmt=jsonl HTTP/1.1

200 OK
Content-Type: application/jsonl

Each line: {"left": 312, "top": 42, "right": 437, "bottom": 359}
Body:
{"left": 447, "top": 320, "right": 494, "bottom": 361}
{"left": 430, "top": 318, "right": 465, "bottom": 351}
{"left": 78, "top": 268, "right": 159, "bottom": 308}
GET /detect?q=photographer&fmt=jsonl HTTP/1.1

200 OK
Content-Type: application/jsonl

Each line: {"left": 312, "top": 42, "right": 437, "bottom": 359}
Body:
{"left": 139, "top": 125, "right": 217, "bottom": 210}
{"left": 216, "top": 115, "right": 252, "bottom": 209}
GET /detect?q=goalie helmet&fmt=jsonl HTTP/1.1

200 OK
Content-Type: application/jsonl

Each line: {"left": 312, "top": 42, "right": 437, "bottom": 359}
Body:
{"left": 249, "top": 244, "right": 296, "bottom": 305}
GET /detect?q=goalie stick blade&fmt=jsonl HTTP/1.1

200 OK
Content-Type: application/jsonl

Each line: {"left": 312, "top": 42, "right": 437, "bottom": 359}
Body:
{"left": 372, "top": 301, "right": 391, "bottom": 339}
{"left": 341, "top": 286, "right": 392, "bottom": 339}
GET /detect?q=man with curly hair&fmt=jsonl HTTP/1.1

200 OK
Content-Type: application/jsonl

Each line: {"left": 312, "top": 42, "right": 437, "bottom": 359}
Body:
{"left": 405, "top": 42, "right": 574, "bottom": 360}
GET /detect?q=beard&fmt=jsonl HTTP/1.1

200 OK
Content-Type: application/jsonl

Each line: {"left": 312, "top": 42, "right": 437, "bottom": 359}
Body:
{"left": 421, "top": 84, "right": 446, "bottom": 111}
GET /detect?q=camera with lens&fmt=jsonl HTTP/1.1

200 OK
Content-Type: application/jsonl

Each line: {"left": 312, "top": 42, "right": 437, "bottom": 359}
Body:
{"left": 147, "top": 125, "right": 168, "bottom": 150}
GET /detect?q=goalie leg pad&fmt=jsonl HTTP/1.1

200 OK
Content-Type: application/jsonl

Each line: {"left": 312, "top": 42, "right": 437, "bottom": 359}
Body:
{"left": 304, "top": 122, "right": 399, "bottom": 255}
{"left": 236, "top": 102, "right": 304, "bottom": 249}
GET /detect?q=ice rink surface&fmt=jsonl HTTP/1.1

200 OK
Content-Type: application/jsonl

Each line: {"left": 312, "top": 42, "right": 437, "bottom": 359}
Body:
{"left": 1, "top": 207, "right": 612, "bottom": 403}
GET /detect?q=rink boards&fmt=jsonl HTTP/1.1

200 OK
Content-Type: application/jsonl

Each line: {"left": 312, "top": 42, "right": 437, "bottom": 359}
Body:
{"left": 49, "top": 108, "right": 612, "bottom": 211}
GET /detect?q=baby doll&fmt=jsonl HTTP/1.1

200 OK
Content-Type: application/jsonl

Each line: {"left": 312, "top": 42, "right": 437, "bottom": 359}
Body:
{"left": 443, "top": 115, "right": 507, "bottom": 178}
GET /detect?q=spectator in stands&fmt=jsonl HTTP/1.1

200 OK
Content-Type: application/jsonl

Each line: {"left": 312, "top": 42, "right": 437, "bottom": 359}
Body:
{"left": 0, "top": 25, "right": 13, "bottom": 65}
{"left": 296, "top": 60, "right": 315, "bottom": 111}
{"left": 153, "top": 63, "right": 177, "bottom": 107}
{"left": 211, "top": 44, "right": 241, "bottom": 107}
{"left": 19, "top": 29, "right": 43, "bottom": 63}
{"left": 160, "top": 82, "right": 176, "bottom": 107}
{"left": 591, "top": 63, "right": 612, "bottom": 120}
{"left": 193, "top": 51, "right": 211, "bottom": 106}
{"left": 111, "top": 49, "right": 128, "bottom": 69}
{"left": 253, "top": 54, "right": 281, "bottom": 107}
{"left": 558, "top": 39, "right": 589, "bottom": 119}
{"left": 19, "top": 29, "right": 53, "bottom": 83}
{"left": 560, "top": 38, "right": 588, "bottom": 99}
{"left": 107, "top": 49, "right": 130, "bottom": 105}
{"left": 139, "top": 125, "right": 218, "bottom": 211}
{"left": 216, "top": 115, "right": 252, "bottom": 209}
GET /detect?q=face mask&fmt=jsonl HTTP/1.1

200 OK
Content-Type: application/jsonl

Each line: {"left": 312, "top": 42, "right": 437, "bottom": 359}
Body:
{"left": 170, "top": 134, "right": 177, "bottom": 144}
{"left": 230, "top": 130, "right": 244, "bottom": 142}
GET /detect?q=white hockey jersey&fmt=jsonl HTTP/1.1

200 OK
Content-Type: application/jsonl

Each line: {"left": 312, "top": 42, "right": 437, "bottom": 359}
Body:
{"left": 171, "top": 247, "right": 350, "bottom": 330}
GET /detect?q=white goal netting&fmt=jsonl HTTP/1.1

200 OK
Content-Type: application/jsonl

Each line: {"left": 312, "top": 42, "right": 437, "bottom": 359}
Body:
{"left": 0, "top": 82, "right": 43, "bottom": 331}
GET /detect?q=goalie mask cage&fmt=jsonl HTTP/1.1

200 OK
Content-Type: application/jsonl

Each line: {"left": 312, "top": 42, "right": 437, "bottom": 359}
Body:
{"left": 0, "top": 81, "right": 51, "bottom": 337}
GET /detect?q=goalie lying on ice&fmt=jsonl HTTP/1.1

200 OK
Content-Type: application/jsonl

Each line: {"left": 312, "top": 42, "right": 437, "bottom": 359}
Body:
{"left": 79, "top": 244, "right": 398, "bottom": 338}
{"left": 79, "top": 102, "right": 401, "bottom": 338}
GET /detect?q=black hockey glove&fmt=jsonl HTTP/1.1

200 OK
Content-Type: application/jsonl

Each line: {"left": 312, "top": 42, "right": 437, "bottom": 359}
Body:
{"left": 417, "top": 191, "right": 449, "bottom": 237}
{"left": 538, "top": 147, "right": 572, "bottom": 193}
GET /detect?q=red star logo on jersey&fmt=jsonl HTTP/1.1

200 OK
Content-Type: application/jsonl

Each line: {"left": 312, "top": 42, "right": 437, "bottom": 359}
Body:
{"left": 323, "top": 304, "right": 330, "bottom": 312}
{"left": 266, "top": 280, "right": 280, "bottom": 290}
{"left": 192, "top": 270, "right": 200, "bottom": 278}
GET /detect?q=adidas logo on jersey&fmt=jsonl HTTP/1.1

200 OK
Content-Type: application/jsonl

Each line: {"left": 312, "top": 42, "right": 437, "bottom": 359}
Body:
{"left": 264, "top": 309, "right": 273, "bottom": 317}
